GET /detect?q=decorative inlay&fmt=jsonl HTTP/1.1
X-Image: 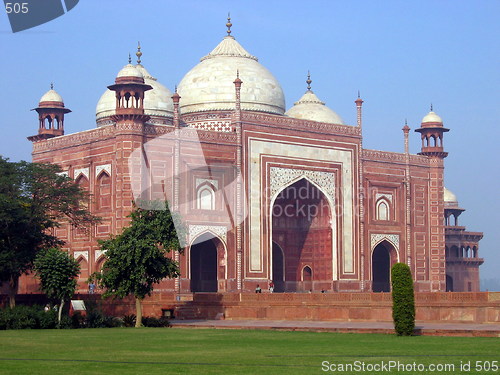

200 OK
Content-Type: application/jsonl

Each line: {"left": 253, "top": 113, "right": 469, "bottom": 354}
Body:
{"left": 188, "top": 120, "right": 232, "bottom": 133}
{"left": 95, "top": 250, "right": 107, "bottom": 260}
{"left": 196, "top": 178, "right": 218, "bottom": 189}
{"left": 73, "top": 251, "right": 88, "bottom": 262}
{"left": 376, "top": 193, "right": 393, "bottom": 203}
{"left": 189, "top": 225, "right": 227, "bottom": 244}
{"left": 270, "top": 167, "right": 335, "bottom": 203}
{"left": 242, "top": 112, "right": 361, "bottom": 136}
{"left": 96, "top": 164, "right": 112, "bottom": 177}
{"left": 371, "top": 233, "right": 400, "bottom": 250}
{"left": 74, "top": 167, "right": 89, "bottom": 180}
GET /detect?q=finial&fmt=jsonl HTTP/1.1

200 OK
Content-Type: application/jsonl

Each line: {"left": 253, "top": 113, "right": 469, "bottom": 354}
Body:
{"left": 405, "top": 118, "right": 407, "bottom": 126}
{"left": 136, "top": 41, "right": 142, "bottom": 64}
{"left": 358, "top": 90, "right": 360, "bottom": 98}
{"left": 50, "top": 82, "right": 54, "bottom": 90}
{"left": 237, "top": 69, "right": 239, "bottom": 78}
{"left": 174, "top": 85, "right": 177, "bottom": 93}
{"left": 226, "top": 13, "right": 232, "bottom": 36}
{"left": 430, "top": 103, "right": 433, "bottom": 112}
{"left": 128, "top": 53, "right": 132, "bottom": 64}
{"left": 306, "top": 71, "right": 312, "bottom": 91}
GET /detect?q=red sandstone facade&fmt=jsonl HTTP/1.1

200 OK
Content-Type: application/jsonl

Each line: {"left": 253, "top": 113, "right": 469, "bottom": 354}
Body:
{"left": 21, "top": 26, "right": 483, "bottom": 295}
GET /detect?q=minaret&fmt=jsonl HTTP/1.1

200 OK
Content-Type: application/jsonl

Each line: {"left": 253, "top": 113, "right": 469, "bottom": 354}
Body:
{"left": 233, "top": 70, "right": 243, "bottom": 291}
{"left": 107, "top": 58, "right": 152, "bottom": 231}
{"left": 355, "top": 91, "right": 364, "bottom": 128}
{"left": 108, "top": 55, "right": 152, "bottom": 124}
{"left": 414, "top": 104, "right": 449, "bottom": 158}
{"left": 402, "top": 120, "right": 412, "bottom": 270}
{"left": 415, "top": 106, "right": 449, "bottom": 292}
{"left": 28, "top": 84, "right": 71, "bottom": 142}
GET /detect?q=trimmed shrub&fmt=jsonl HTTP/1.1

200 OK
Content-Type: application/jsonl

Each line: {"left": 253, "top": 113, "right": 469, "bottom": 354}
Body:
{"left": 391, "top": 263, "right": 415, "bottom": 336}
{"left": 142, "top": 316, "right": 171, "bottom": 328}
{"left": 0, "top": 305, "right": 57, "bottom": 330}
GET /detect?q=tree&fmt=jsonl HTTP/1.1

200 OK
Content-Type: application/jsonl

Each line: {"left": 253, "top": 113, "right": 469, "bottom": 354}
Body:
{"left": 33, "top": 247, "right": 80, "bottom": 325}
{"left": 391, "top": 262, "right": 416, "bottom": 336}
{"left": 0, "top": 156, "right": 98, "bottom": 307}
{"left": 93, "top": 202, "right": 185, "bottom": 327}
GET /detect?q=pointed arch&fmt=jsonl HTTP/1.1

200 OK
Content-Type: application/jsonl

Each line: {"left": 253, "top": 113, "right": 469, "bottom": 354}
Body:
{"left": 96, "top": 170, "right": 111, "bottom": 209}
{"left": 371, "top": 240, "right": 398, "bottom": 292}
{"left": 376, "top": 198, "right": 390, "bottom": 221}
{"left": 196, "top": 182, "right": 216, "bottom": 210}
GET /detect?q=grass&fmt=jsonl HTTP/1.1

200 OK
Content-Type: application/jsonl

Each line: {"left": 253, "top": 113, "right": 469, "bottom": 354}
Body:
{"left": 0, "top": 327, "right": 498, "bottom": 374}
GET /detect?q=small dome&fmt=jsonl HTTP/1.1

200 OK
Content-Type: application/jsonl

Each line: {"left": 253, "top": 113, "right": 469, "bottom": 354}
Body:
{"left": 39, "top": 88, "right": 63, "bottom": 104}
{"left": 177, "top": 35, "right": 285, "bottom": 115}
{"left": 285, "top": 90, "right": 344, "bottom": 124}
{"left": 96, "top": 63, "right": 173, "bottom": 123}
{"left": 422, "top": 111, "right": 443, "bottom": 124}
{"left": 444, "top": 187, "right": 458, "bottom": 206}
{"left": 116, "top": 63, "right": 143, "bottom": 79}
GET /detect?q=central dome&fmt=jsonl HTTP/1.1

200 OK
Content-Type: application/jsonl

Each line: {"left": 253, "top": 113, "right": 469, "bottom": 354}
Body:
{"left": 177, "top": 35, "right": 285, "bottom": 115}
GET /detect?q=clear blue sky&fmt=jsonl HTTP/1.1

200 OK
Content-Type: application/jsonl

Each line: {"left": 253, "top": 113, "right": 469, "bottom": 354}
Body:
{"left": 0, "top": 0, "right": 498, "bottom": 287}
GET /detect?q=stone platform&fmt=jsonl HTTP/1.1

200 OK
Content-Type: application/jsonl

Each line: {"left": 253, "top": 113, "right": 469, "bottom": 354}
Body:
{"left": 170, "top": 319, "right": 500, "bottom": 337}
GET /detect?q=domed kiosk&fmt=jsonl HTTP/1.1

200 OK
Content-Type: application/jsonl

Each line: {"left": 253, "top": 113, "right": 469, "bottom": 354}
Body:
{"left": 96, "top": 46, "right": 173, "bottom": 126}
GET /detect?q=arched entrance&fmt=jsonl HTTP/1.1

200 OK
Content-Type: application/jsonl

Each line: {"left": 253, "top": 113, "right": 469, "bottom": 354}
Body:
{"left": 446, "top": 275, "right": 453, "bottom": 292}
{"left": 190, "top": 233, "right": 218, "bottom": 292}
{"left": 272, "top": 178, "right": 332, "bottom": 292}
{"left": 272, "top": 242, "right": 284, "bottom": 292}
{"left": 372, "top": 241, "right": 396, "bottom": 292}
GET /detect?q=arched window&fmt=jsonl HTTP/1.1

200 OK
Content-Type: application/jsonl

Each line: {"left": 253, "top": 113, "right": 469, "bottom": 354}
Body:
{"left": 302, "top": 266, "right": 312, "bottom": 281}
{"left": 376, "top": 199, "right": 390, "bottom": 221}
{"left": 197, "top": 183, "right": 215, "bottom": 210}
{"left": 96, "top": 172, "right": 111, "bottom": 209}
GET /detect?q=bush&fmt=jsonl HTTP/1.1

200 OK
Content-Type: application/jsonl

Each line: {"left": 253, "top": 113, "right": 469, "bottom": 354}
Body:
{"left": 142, "top": 316, "right": 171, "bottom": 328}
{"left": 85, "top": 310, "right": 123, "bottom": 328}
{"left": 391, "top": 263, "right": 415, "bottom": 336}
{"left": 122, "top": 314, "right": 136, "bottom": 327}
{"left": 0, "top": 305, "right": 57, "bottom": 330}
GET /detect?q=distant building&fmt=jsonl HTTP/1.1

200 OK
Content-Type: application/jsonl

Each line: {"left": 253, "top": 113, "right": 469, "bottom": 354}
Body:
{"left": 22, "top": 20, "right": 483, "bottom": 294}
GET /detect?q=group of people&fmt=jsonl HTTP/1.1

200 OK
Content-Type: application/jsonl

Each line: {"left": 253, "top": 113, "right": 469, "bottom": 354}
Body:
{"left": 255, "top": 281, "right": 275, "bottom": 293}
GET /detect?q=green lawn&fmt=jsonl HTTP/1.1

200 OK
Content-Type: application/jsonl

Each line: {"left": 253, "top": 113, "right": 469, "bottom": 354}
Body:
{"left": 0, "top": 327, "right": 498, "bottom": 374}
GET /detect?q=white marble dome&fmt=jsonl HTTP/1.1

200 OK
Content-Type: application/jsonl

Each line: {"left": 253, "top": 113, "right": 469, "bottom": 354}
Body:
{"left": 96, "top": 63, "right": 173, "bottom": 123}
{"left": 444, "top": 187, "right": 458, "bottom": 204}
{"left": 422, "top": 110, "right": 443, "bottom": 124}
{"left": 40, "top": 88, "right": 63, "bottom": 104}
{"left": 285, "top": 90, "right": 344, "bottom": 124}
{"left": 116, "top": 63, "right": 142, "bottom": 79}
{"left": 177, "top": 35, "right": 285, "bottom": 115}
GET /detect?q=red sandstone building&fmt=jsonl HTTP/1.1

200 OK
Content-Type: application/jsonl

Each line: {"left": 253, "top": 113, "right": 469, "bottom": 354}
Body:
{"left": 22, "top": 22, "right": 483, "bottom": 295}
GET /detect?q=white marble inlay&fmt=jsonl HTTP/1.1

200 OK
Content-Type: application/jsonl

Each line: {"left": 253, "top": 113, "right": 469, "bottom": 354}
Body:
{"left": 73, "top": 251, "right": 89, "bottom": 262}
{"left": 56, "top": 171, "right": 69, "bottom": 177}
{"left": 96, "top": 164, "right": 112, "bottom": 177}
{"left": 189, "top": 225, "right": 227, "bottom": 244}
{"left": 74, "top": 167, "right": 89, "bottom": 180}
{"left": 270, "top": 167, "right": 335, "bottom": 202}
{"left": 196, "top": 178, "right": 218, "bottom": 189}
{"left": 95, "top": 250, "right": 107, "bottom": 260}
{"left": 376, "top": 193, "right": 393, "bottom": 203}
{"left": 371, "top": 233, "right": 400, "bottom": 250}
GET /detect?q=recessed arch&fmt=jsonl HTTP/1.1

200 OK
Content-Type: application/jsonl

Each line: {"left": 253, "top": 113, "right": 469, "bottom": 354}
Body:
{"left": 196, "top": 182, "right": 216, "bottom": 210}
{"left": 271, "top": 177, "right": 334, "bottom": 292}
{"left": 371, "top": 240, "right": 398, "bottom": 292}
{"left": 376, "top": 198, "right": 390, "bottom": 221}
{"left": 189, "top": 232, "right": 227, "bottom": 292}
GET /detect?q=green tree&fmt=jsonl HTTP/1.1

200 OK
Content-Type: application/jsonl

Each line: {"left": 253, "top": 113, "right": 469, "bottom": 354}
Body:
{"left": 391, "top": 262, "right": 416, "bottom": 336}
{"left": 93, "top": 202, "right": 185, "bottom": 327}
{"left": 0, "top": 156, "right": 98, "bottom": 307}
{"left": 33, "top": 247, "right": 80, "bottom": 325}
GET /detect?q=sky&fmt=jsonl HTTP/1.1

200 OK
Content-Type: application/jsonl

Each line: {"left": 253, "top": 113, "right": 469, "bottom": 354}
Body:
{"left": 0, "top": 0, "right": 498, "bottom": 288}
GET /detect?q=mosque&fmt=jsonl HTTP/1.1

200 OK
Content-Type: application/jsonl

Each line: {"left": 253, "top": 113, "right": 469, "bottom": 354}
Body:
{"left": 23, "top": 18, "right": 483, "bottom": 295}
